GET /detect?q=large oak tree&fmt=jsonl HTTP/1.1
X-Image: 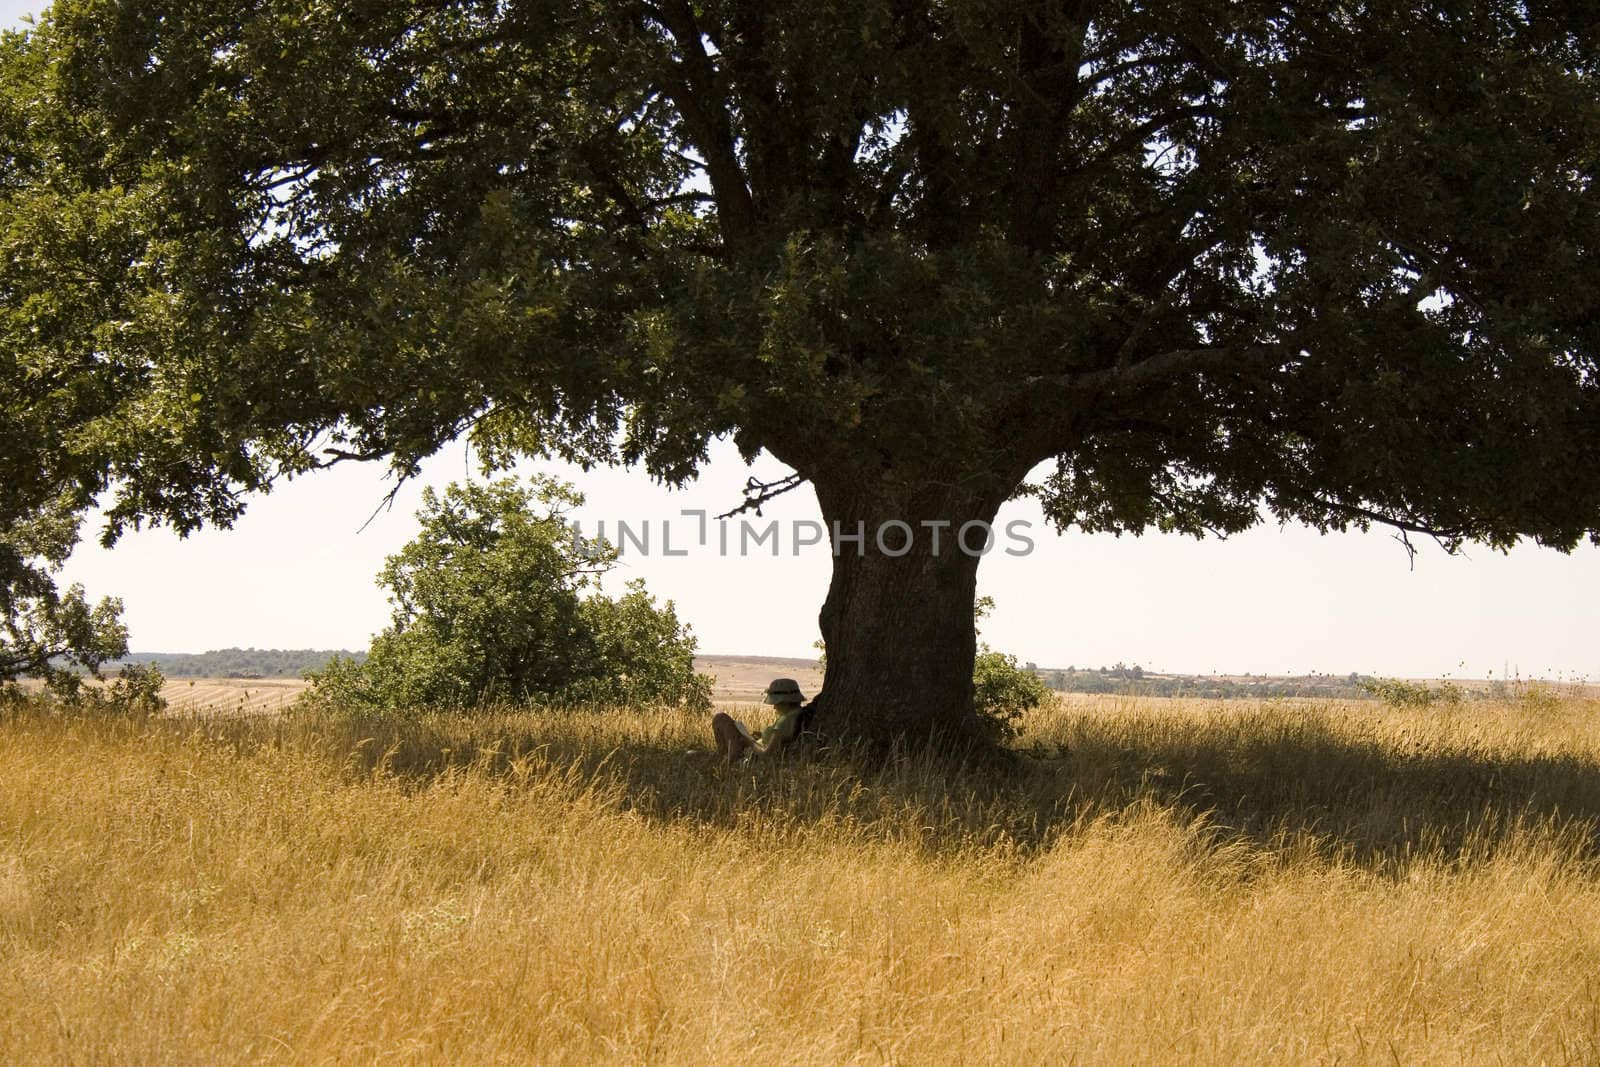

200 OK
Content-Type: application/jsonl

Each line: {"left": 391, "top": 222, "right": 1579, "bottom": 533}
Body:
{"left": 3, "top": 1, "right": 1598, "bottom": 743}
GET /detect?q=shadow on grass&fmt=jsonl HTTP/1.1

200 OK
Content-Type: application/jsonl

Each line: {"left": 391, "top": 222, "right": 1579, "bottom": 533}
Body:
{"left": 173, "top": 702, "right": 1600, "bottom": 870}
{"left": 1054, "top": 709, "right": 1600, "bottom": 868}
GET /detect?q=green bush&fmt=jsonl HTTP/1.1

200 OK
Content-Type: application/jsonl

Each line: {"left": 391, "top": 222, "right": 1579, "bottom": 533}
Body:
{"left": 972, "top": 648, "right": 1050, "bottom": 743}
{"left": 76, "top": 663, "right": 168, "bottom": 716}
{"left": 307, "top": 476, "right": 711, "bottom": 713}
{"left": 970, "top": 597, "right": 1050, "bottom": 742}
{"left": 1360, "top": 677, "right": 1464, "bottom": 709}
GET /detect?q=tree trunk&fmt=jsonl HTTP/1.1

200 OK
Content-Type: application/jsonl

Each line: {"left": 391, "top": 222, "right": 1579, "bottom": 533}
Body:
{"left": 806, "top": 476, "right": 1007, "bottom": 750}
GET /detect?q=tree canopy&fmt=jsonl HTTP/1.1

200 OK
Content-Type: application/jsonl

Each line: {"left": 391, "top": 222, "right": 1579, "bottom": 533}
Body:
{"left": 2, "top": 1, "right": 1597, "bottom": 742}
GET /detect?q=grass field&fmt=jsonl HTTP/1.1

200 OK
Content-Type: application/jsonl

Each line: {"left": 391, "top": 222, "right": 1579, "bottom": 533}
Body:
{"left": 3, "top": 692, "right": 1599, "bottom": 1064}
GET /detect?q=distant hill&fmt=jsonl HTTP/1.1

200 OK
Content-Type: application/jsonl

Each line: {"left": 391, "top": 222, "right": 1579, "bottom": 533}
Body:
{"left": 120, "top": 648, "right": 365, "bottom": 679}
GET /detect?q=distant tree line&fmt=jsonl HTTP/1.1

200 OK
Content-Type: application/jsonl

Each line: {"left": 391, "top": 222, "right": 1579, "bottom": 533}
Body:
{"left": 1035, "top": 664, "right": 1383, "bottom": 701}
{"left": 115, "top": 648, "right": 366, "bottom": 679}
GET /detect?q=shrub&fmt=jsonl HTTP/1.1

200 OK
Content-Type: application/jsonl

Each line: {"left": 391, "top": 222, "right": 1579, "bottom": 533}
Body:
{"left": 307, "top": 476, "right": 711, "bottom": 713}
{"left": 972, "top": 648, "right": 1050, "bottom": 743}
{"left": 1360, "top": 677, "right": 1464, "bottom": 709}
{"left": 75, "top": 663, "right": 168, "bottom": 716}
{"left": 970, "top": 596, "right": 1050, "bottom": 741}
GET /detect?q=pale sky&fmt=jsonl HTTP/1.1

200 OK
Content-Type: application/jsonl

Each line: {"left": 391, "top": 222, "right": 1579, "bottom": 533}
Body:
{"left": 9, "top": 1, "right": 1598, "bottom": 679}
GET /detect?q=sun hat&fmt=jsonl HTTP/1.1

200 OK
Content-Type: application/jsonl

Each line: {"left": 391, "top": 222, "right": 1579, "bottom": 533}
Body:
{"left": 762, "top": 678, "right": 806, "bottom": 705}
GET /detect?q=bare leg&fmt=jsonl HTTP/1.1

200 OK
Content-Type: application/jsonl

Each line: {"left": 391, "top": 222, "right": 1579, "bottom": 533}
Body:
{"left": 711, "top": 713, "right": 753, "bottom": 761}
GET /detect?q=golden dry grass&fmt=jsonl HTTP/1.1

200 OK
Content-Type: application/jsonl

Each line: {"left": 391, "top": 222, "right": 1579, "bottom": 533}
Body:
{"left": 3, "top": 692, "right": 1600, "bottom": 1064}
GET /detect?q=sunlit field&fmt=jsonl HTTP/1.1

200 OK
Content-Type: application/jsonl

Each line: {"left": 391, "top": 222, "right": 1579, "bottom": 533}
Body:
{"left": 3, "top": 692, "right": 1600, "bottom": 1064}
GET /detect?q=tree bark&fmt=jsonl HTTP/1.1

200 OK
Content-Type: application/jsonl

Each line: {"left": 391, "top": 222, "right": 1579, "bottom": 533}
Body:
{"left": 805, "top": 475, "right": 1008, "bottom": 750}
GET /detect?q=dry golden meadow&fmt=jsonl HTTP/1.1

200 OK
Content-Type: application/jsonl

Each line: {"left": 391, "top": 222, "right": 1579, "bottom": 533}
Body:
{"left": 3, "top": 690, "right": 1600, "bottom": 1064}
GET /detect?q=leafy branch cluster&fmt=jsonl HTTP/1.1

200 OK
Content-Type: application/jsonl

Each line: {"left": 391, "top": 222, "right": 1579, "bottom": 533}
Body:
{"left": 0, "top": 499, "right": 162, "bottom": 715}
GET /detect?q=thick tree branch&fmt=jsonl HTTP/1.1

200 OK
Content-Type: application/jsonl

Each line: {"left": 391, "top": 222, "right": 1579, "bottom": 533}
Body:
{"left": 1004, "top": 344, "right": 1285, "bottom": 469}
{"left": 1075, "top": 103, "right": 1218, "bottom": 175}
{"left": 652, "top": 0, "right": 758, "bottom": 247}
{"left": 1003, "top": 11, "right": 1091, "bottom": 251}
{"left": 723, "top": 3, "right": 795, "bottom": 207}
{"left": 1029, "top": 344, "right": 1283, "bottom": 396}
{"left": 1081, "top": 51, "right": 1184, "bottom": 92}
{"left": 315, "top": 447, "right": 390, "bottom": 468}
{"left": 1279, "top": 492, "right": 1470, "bottom": 557}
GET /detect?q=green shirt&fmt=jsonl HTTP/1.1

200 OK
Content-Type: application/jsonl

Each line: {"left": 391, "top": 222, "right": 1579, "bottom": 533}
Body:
{"left": 760, "top": 705, "right": 804, "bottom": 748}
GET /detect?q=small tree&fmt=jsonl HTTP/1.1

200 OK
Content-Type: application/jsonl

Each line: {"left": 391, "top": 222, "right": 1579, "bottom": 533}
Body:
{"left": 308, "top": 476, "right": 711, "bottom": 712}
{"left": 1, "top": 500, "right": 161, "bottom": 712}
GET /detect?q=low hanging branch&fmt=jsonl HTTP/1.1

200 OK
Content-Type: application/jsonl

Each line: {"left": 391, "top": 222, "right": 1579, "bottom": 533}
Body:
{"left": 716, "top": 473, "right": 806, "bottom": 520}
